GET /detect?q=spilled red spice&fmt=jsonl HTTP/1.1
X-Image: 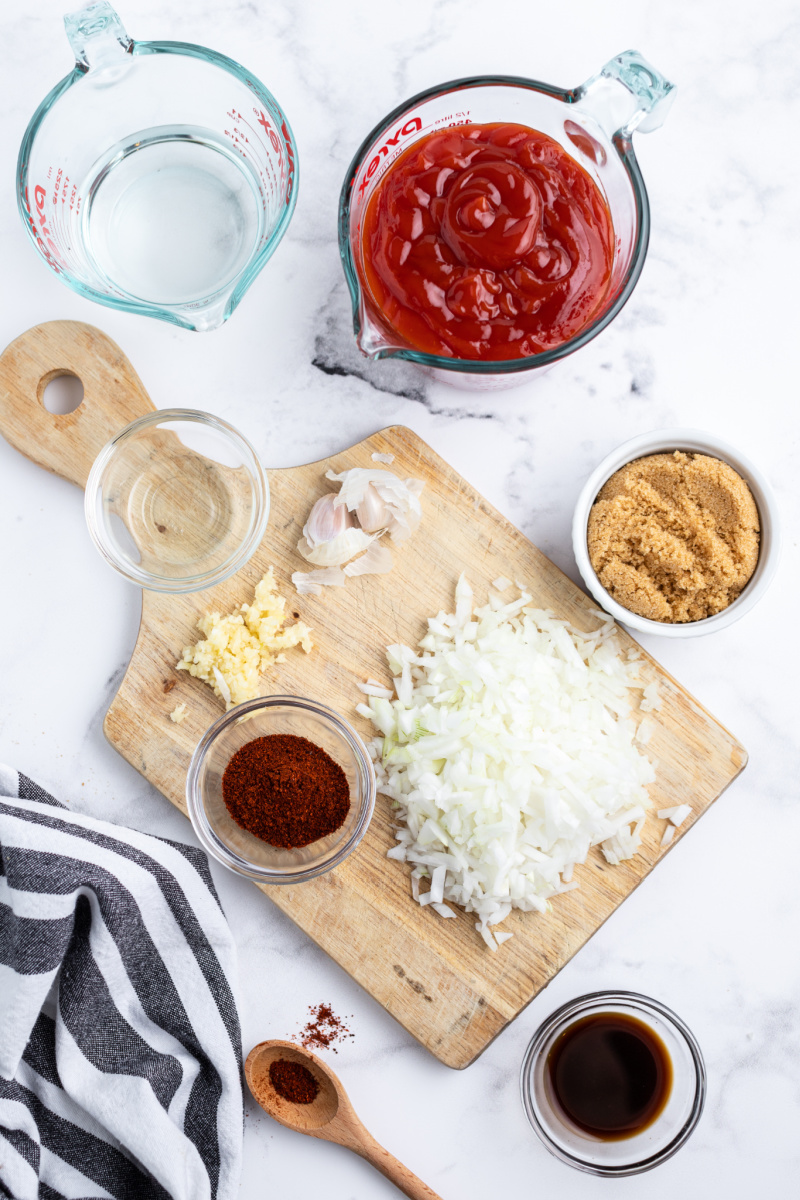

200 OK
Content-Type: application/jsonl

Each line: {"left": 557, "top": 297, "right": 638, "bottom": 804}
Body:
{"left": 269, "top": 1058, "right": 319, "bottom": 1104}
{"left": 297, "top": 1003, "right": 355, "bottom": 1054}
{"left": 221, "top": 734, "right": 350, "bottom": 849}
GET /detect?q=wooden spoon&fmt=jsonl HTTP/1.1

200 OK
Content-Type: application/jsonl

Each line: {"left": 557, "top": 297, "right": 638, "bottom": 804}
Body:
{"left": 245, "top": 1040, "right": 443, "bottom": 1200}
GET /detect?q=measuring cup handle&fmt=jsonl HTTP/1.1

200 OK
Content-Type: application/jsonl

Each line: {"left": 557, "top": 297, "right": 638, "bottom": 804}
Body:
{"left": 574, "top": 50, "right": 676, "bottom": 138}
{"left": 0, "top": 321, "right": 156, "bottom": 490}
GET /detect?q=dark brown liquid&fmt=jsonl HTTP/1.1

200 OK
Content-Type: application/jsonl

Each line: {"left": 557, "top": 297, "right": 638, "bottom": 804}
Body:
{"left": 547, "top": 1013, "right": 673, "bottom": 1140}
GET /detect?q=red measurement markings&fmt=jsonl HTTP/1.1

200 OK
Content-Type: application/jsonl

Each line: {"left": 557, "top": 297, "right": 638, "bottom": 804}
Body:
{"left": 227, "top": 109, "right": 269, "bottom": 168}
{"left": 226, "top": 108, "right": 283, "bottom": 202}
{"left": 224, "top": 113, "right": 278, "bottom": 204}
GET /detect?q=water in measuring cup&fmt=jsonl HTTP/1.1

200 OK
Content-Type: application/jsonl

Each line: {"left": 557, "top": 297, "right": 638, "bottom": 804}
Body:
{"left": 83, "top": 126, "right": 264, "bottom": 307}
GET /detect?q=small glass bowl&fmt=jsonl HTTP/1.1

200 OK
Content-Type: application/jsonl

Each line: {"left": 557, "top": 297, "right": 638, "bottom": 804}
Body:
{"left": 185, "top": 695, "right": 376, "bottom": 885}
{"left": 521, "top": 991, "right": 706, "bottom": 1176}
{"left": 571, "top": 428, "right": 781, "bottom": 637}
{"left": 85, "top": 408, "right": 269, "bottom": 592}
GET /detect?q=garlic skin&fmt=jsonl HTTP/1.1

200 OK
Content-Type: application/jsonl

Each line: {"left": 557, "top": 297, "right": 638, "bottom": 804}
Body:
{"left": 303, "top": 493, "right": 352, "bottom": 547}
{"left": 354, "top": 483, "right": 389, "bottom": 533}
{"left": 291, "top": 567, "right": 347, "bottom": 595}
{"left": 297, "top": 527, "right": 375, "bottom": 566}
{"left": 343, "top": 542, "right": 393, "bottom": 576}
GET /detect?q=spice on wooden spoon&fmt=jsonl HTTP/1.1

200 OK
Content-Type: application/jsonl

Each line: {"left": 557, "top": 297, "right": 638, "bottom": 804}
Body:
{"left": 245, "top": 1040, "right": 442, "bottom": 1200}
{"left": 269, "top": 1058, "right": 319, "bottom": 1104}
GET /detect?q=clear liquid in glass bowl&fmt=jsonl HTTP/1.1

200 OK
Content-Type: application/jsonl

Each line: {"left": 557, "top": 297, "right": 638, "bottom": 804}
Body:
{"left": 84, "top": 408, "right": 269, "bottom": 592}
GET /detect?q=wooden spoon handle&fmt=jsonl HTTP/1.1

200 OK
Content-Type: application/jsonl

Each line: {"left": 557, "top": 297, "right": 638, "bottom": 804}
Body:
{"left": 0, "top": 320, "right": 155, "bottom": 490}
{"left": 355, "top": 1132, "right": 443, "bottom": 1200}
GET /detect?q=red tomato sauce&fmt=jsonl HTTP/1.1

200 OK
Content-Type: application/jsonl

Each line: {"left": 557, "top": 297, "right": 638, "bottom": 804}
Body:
{"left": 360, "top": 123, "right": 615, "bottom": 361}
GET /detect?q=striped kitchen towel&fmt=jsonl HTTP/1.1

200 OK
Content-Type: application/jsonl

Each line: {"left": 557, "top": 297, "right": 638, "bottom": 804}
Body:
{"left": 0, "top": 765, "right": 243, "bottom": 1200}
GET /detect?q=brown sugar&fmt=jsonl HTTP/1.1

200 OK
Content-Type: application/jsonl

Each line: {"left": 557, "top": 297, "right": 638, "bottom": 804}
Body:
{"left": 587, "top": 451, "right": 760, "bottom": 623}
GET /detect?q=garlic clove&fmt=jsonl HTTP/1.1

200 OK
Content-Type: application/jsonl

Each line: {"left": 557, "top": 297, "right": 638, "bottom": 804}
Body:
{"left": 303, "top": 493, "right": 353, "bottom": 547}
{"left": 324, "top": 467, "right": 425, "bottom": 542}
{"left": 355, "top": 483, "right": 390, "bottom": 533}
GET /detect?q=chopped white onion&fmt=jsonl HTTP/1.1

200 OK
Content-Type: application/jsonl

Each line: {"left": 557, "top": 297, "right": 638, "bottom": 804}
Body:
{"left": 640, "top": 681, "right": 662, "bottom": 712}
{"left": 371, "top": 452, "right": 395, "bottom": 464}
{"left": 635, "top": 719, "right": 654, "bottom": 745}
{"left": 359, "top": 576, "right": 656, "bottom": 949}
{"left": 492, "top": 576, "right": 512, "bottom": 592}
{"left": 212, "top": 666, "right": 232, "bottom": 707}
{"left": 660, "top": 824, "right": 676, "bottom": 847}
{"left": 357, "top": 681, "right": 395, "bottom": 699}
{"left": 657, "top": 803, "right": 691, "bottom": 826}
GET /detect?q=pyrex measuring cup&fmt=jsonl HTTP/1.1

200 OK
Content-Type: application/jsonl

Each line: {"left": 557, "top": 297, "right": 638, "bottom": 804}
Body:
{"left": 339, "top": 51, "right": 674, "bottom": 390}
{"left": 18, "top": 2, "right": 298, "bottom": 331}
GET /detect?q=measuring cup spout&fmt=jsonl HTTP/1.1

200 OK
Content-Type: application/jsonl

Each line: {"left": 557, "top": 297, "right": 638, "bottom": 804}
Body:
{"left": 189, "top": 292, "right": 238, "bottom": 333}
{"left": 64, "top": 1, "right": 132, "bottom": 74}
{"left": 355, "top": 303, "right": 403, "bottom": 359}
{"left": 573, "top": 50, "right": 676, "bottom": 139}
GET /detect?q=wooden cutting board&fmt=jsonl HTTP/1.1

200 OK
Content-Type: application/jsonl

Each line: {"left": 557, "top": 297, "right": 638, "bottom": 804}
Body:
{"left": 0, "top": 321, "right": 747, "bottom": 1069}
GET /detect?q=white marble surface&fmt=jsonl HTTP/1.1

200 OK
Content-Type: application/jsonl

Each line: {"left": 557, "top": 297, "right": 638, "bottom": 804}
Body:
{"left": 2, "top": 0, "right": 799, "bottom": 1195}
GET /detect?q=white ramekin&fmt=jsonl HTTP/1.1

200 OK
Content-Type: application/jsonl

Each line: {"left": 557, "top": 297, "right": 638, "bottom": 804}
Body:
{"left": 571, "top": 429, "right": 781, "bottom": 638}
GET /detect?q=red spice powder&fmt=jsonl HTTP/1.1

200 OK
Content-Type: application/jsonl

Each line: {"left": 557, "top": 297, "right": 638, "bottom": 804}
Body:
{"left": 297, "top": 1003, "right": 355, "bottom": 1054}
{"left": 269, "top": 1058, "right": 319, "bottom": 1104}
{"left": 221, "top": 734, "right": 350, "bottom": 849}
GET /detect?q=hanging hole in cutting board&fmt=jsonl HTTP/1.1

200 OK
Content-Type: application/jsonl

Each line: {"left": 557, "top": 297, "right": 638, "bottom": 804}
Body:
{"left": 41, "top": 372, "right": 84, "bottom": 415}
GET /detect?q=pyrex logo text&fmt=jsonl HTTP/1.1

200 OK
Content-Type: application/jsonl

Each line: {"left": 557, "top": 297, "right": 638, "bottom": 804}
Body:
{"left": 27, "top": 184, "right": 63, "bottom": 273}
{"left": 357, "top": 118, "right": 422, "bottom": 198}
{"left": 281, "top": 120, "right": 295, "bottom": 204}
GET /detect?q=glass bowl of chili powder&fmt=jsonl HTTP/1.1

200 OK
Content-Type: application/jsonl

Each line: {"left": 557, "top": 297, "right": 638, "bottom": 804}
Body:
{"left": 185, "top": 695, "right": 376, "bottom": 883}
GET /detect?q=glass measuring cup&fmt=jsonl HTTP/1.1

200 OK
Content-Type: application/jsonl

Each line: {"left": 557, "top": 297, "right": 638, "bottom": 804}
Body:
{"left": 18, "top": 2, "right": 298, "bottom": 331}
{"left": 339, "top": 51, "right": 674, "bottom": 390}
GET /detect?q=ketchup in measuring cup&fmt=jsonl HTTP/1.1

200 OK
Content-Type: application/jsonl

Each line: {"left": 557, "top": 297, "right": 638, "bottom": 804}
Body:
{"left": 360, "top": 123, "right": 615, "bottom": 361}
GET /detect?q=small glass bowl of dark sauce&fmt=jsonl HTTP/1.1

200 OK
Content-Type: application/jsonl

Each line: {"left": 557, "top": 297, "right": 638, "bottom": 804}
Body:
{"left": 520, "top": 992, "right": 705, "bottom": 1175}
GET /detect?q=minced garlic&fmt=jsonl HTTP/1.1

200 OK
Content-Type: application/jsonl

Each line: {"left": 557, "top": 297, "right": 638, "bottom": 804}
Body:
{"left": 169, "top": 703, "right": 188, "bottom": 724}
{"left": 176, "top": 568, "right": 313, "bottom": 710}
